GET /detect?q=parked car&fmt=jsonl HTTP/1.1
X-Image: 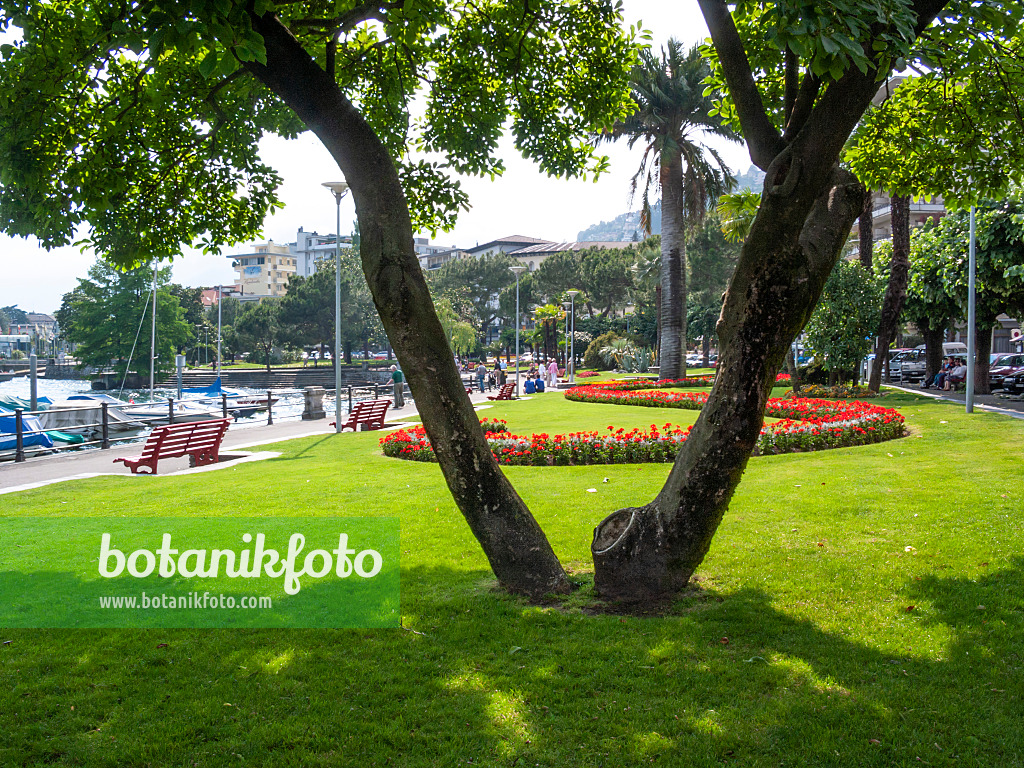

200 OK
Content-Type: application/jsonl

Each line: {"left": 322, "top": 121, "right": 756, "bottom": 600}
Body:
{"left": 988, "top": 352, "right": 1024, "bottom": 390}
{"left": 1002, "top": 368, "right": 1024, "bottom": 395}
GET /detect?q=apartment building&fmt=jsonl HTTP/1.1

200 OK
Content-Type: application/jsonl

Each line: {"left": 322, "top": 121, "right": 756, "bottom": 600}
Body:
{"left": 227, "top": 241, "right": 297, "bottom": 298}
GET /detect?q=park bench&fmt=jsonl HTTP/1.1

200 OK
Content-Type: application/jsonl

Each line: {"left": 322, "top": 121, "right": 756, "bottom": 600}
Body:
{"left": 331, "top": 398, "right": 391, "bottom": 431}
{"left": 113, "top": 418, "right": 231, "bottom": 475}
{"left": 487, "top": 383, "right": 516, "bottom": 401}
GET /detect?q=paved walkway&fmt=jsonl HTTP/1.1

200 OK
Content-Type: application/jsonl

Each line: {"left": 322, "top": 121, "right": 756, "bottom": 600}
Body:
{"left": 0, "top": 387, "right": 501, "bottom": 494}
{"left": 883, "top": 382, "right": 1024, "bottom": 420}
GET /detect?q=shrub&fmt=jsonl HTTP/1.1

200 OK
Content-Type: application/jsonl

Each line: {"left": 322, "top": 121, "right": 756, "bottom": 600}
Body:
{"left": 583, "top": 331, "right": 620, "bottom": 370}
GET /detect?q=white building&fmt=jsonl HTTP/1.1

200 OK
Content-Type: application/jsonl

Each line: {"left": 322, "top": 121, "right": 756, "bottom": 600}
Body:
{"left": 290, "top": 227, "right": 354, "bottom": 278}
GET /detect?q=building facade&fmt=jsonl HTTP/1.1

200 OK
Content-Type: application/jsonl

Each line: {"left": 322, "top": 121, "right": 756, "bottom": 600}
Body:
{"left": 227, "top": 241, "right": 297, "bottom": 298}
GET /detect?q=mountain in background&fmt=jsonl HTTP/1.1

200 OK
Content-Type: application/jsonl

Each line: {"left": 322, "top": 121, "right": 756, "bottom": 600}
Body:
{"left": 577, "top": 165, "right": 764, "bottom": 242}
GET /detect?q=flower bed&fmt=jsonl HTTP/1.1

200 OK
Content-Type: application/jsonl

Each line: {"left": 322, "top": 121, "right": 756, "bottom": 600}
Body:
{"left": 382, "top": 422, "right": 691, "bottom": 465}
{"left": 786, "top": 383, "right": 882, "bottom": 399}
{"left": 380, "top": 386, "right": 905, "bottom": 464}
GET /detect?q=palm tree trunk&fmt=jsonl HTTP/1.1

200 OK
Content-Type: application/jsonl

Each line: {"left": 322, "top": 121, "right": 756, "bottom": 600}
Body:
{"left": 859, "top": 188, "right": 874, "bottom": 272}
{"left": 868, "top": 194, "right": 910, "bottom": 392}
{"left": 659, "top": 154, "right": 686, "bottom": 380}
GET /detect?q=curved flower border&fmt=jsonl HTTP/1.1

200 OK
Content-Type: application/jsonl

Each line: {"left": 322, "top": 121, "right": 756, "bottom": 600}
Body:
{"left": 381, "top": 382, "right": 905, "bottom": 466}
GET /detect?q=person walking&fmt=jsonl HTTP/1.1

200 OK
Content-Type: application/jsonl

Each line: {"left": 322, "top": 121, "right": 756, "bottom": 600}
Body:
{"left": 547, "top": 358, "right": 559, "bottom": 389}
{"left": 493, "top": 359, "right": 504, "bottom": 387}
{"left": 390, "top": 364, "right": 405, "bottom": 408}
{"left": 476, "top": 361, "right": 488, "bottom": 393}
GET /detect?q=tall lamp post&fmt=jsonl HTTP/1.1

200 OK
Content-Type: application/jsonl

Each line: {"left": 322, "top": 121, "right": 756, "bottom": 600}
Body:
{"left": 510, "top": 264, "right": 527, "bottom": 395}
{"left": 562, "top": 301, "right": 571, "bottom": 373}
{"left": 322, "top": 180, "right": 351, "bottom": 433}
{"left": 566, "top": 290, "right": 580, "bottom": 383}
{"left": 966, "top": 204, "right": 977, "bottom": 415}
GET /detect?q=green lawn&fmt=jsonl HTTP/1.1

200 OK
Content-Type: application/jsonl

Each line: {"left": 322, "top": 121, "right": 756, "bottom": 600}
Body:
{"left": 2, "top": 388, "right": 1022, "bottom": 767}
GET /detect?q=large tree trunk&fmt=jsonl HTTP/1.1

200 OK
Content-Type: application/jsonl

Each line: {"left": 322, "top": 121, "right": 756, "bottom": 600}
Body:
{"left": 974, "top": 316, "right": 995, "bottom": 395}
{"left": 246, "top": 12, "right": 570, "bottom": 597}
{"left": 859, "top": 187, "right": 874, "bottom": 272}
{"left": 592, "top": 164, "right": 866, "bottom": 600}
{"left": 868, "top": 194, "right": 911, "bottom": 392}
{"left": 659, "top": 155, "right": 686, "bottom": 380}
{"left": 922, "top": 324, "right": 944, "bottom": 384}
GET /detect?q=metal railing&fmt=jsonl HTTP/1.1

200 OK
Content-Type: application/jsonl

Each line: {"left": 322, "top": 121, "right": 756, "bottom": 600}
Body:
{"left": 1, "top": 383, "right": 411, "bottom": 463}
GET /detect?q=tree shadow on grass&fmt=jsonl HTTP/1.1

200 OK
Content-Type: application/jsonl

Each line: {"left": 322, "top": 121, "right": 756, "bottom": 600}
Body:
{"left": 1, "top": 562, "right": 1022, "bottom": 767}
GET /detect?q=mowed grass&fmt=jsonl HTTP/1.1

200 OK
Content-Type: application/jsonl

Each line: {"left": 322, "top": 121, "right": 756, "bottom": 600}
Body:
{"left": 2, "top": 387, "right": 1023, "bottom": 767}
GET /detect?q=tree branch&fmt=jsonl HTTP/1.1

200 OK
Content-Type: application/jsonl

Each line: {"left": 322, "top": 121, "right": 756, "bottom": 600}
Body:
{"left": 698, "top": 0, "right": 786, "bottom": 170}
{"left": 783, "top": 47, "right": 798, "bottom": 125}
{"left": 783, "top": 69, "right": 820, "bottom": 140}
{"left": 289, "top": 1, "right": 402, "bottom": 34}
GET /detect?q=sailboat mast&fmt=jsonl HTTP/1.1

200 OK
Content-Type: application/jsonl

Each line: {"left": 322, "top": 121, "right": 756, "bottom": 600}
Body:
{"left": 217, "top": 284, "right": 222, "bottom": 376}
{"left": 150, "top": 259, "right": 158, "bottom": 400}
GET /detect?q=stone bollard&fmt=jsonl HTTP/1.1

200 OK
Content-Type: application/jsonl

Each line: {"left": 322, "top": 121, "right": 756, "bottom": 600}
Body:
{"left": 302, "top": 386, "right": 326, "bottom": 420}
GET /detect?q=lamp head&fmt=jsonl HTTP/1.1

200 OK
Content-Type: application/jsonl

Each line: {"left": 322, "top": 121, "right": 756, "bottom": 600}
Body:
{"left": 566, "top": 289, "right": 580, "bottom": 298}
{"left": 321, "top": 180, "right": 350, "bottom": 200}
{"left": 509, "top": 264, "right": 527, "bottom": 276}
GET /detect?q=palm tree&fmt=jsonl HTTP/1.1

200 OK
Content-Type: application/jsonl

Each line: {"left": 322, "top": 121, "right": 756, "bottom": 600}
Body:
{"left": 603, "top": 40, "right": 740, "bottom": 380}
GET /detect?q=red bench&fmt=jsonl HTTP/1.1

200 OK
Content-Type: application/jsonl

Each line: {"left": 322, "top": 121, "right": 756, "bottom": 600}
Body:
{"left": 331, "top": 398, "right": 391, "bottom": 431}
{"left": 487, "top": 383, "right": 516, "bottom": 401}
{"left": 114, "top": 418, "right": 231, "bottom": 475}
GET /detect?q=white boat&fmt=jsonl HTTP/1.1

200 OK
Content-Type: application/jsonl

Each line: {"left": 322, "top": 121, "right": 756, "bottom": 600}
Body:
{"left": 119, "top": 399, "right": 223, "bottom": 424}
{"left": 182, "top": 378, "right": 277, "bottom": 418}
{"left": 39, "top": 396, "right": 149, "bottom": 437}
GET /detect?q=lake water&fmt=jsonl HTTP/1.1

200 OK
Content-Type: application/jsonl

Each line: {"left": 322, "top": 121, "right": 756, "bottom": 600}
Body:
{"left": 0, "top": 376, "right": 311, "bottom": 425}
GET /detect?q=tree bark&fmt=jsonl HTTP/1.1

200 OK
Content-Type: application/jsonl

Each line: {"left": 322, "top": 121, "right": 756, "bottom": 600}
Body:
{"left": 786, "top": 347, "right": 801, "bottom": 393}
{"left": 593, "top": 165, "right": 866, "bottom": 600}
{"left": 659, "top": 154, "right": 686, "bottom": 380}
{"left": 868, "top": 194, "right": 911, "bottom": 392}
{"left": 974, "top": 316, "right": 995, "bottom": 395}
{"left": 245, "top": 12, "right": 570, "bottom": 597}
{"left": 859, "top": 188, "right": 874, "bottom": 272}
{"left": 922, "top": 324, "right": 944, "bottom": 384}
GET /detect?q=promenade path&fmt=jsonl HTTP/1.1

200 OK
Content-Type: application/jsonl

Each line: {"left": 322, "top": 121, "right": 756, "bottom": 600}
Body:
{"left": 0, "top": 387, "right": 501, "bottom": 495}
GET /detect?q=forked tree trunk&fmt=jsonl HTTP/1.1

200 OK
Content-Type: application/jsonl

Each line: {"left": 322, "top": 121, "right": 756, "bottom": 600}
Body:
{"left": 246, "top": 12, "right": 570, "bottom": 597}
{"left": 868, "top": 194, "right": 911, "bottom": 392}
{"left": 659, "top": 155, "right": 686, "bottom": 380}
{"left": 592, "top": 165, "right": 865, "bottom": 600}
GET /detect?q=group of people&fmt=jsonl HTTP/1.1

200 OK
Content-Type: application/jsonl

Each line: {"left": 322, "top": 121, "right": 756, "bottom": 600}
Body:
{"left": 471, "top": 358, "right": 560, "bottom": 393}
{"left": 474, "top": 360, "right": 507, "bottom": 392}
{"left": 922, "top": 356, "right": 968, "bottom": 390}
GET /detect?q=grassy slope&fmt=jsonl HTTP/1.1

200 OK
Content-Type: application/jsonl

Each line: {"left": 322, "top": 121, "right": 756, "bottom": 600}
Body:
{"left": 1, "top": 388, "right": 1022, "bottom": 767}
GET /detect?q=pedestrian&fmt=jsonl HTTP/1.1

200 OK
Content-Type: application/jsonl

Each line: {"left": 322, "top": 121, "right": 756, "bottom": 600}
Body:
{"left": 493, "top": 359, "right": 504, "bottom": 387}
{"left": 476, "top": 361, "right": 488, "bottom": 392}
{"left": 547, "top": 358, "right": 559, "bottom": 389}
{"left": 390, "top": 364, "right": 405, "bottom": 408}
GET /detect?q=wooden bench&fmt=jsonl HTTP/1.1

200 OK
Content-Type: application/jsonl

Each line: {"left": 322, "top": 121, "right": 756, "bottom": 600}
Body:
{"left": 331, "top": 398, "right": 391, "bottom": 431}
{"left": 114, "top": 418, "right": 231, "bottom": 475}
{"left": 487, "top": 383, "right": 516, "bottom": 401}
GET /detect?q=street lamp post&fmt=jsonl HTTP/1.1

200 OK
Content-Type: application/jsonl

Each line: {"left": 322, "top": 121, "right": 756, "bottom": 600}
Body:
{"left": 566, "top": 290, "right": 580, "bottom": 384}
{"left": 322, "top": 180, "right": 351, "bottom": 433}
{"left": 562, "top": 301, "right": 571, "bottom": 372}
{"left": 966, "top": 204, "right": 977, "bottom": 415}
{"left": 510, "top": 264, "right": 527, "bottom": 396}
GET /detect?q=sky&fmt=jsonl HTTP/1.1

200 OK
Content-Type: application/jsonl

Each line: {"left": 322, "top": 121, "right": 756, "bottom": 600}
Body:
{"left": 1, "top": 1, "right": 752, "bottom": 315}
